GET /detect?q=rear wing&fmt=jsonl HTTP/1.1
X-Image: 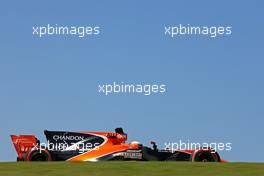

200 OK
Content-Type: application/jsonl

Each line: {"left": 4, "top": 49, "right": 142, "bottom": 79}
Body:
{"left": 10, "top": 135, "right": 38, "bottom": 160}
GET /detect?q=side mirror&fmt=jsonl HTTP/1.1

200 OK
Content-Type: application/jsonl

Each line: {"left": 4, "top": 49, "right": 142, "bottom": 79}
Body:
{"left": 150, "top": 141, "right": 157, "bottom": 151}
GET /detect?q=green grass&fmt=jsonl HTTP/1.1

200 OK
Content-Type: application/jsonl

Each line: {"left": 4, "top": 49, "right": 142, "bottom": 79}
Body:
{"left": 0, "top": 162, "right": 264, "bottom": 176}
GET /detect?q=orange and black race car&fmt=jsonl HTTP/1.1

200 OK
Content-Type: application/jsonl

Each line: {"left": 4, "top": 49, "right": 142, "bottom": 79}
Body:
{"left": 11, "top": 128, "right": 226, "bottom": 162}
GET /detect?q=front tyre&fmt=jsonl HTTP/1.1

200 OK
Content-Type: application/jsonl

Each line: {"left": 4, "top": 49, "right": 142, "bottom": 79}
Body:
{"left": 193, "top": 151, "right": 219, "bottom": 162}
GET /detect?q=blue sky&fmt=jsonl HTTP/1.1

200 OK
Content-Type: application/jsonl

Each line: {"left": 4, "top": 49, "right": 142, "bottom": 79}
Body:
{"left": 0, "top": 1, "right": 263, "bottom": 161}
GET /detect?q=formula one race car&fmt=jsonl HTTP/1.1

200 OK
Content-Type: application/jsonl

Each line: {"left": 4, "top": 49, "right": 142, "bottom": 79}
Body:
{"left": 11, "top": 128, "right": 225, "bottom": 162}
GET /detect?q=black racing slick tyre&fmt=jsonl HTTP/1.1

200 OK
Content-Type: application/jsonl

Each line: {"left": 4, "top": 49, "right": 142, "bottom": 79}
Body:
{"left": 193, "top": 151, "right": 219, "bottom": 162}
{"left": 26, "top": 149, "right": 52, "bottom": 161}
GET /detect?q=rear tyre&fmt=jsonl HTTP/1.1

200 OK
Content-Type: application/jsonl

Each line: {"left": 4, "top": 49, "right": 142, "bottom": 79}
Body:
{"left": 26, "top": 149, "right": 52, "bottom": 161}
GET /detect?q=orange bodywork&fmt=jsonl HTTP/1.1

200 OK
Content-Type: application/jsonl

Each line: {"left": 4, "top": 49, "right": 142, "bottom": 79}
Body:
{"left": 68, "top": 132, "right": 139, "bottom": 161}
